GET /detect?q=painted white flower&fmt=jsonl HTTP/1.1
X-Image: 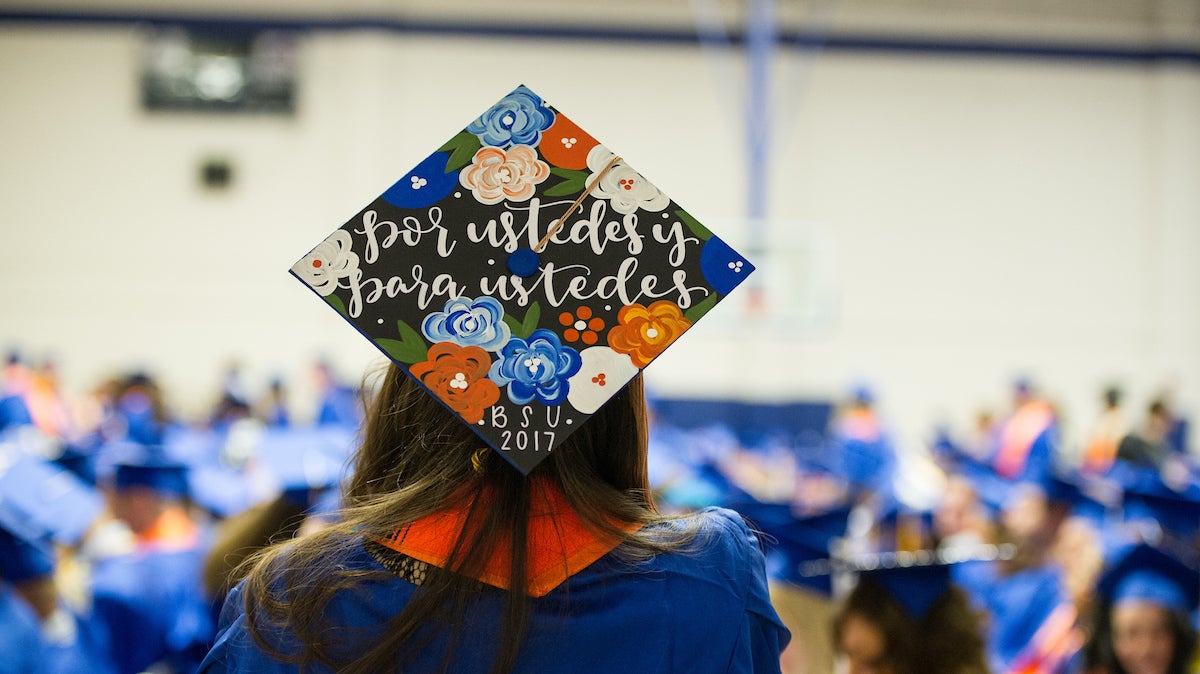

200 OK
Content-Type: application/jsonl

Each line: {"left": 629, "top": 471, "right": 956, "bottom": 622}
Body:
{"left": 585, "top": 146, "right": 670, "bottom": 215}
{"left": 291, "top": 229, "right": 358, "bottom": 296}
{"left": 566, "top": 346, "right": 639, "bottom": 414}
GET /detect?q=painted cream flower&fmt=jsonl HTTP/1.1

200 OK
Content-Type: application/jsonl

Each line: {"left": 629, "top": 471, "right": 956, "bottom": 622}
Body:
{"left": 566, "top": 346, "right": 638, "bottom": 414}
{"left": 585, "top": 146, "right": 669, "bottom": 215}
{"left": 459, "top": 145, "right": 550, "bottom": 205}
{"left": 291, "top": 229, "right": 358, "bottom": 296}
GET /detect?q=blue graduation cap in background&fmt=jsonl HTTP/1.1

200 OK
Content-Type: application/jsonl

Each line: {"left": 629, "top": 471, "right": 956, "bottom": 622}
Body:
{"left": 944, "top": 448, "right": 1013, "bottom": 515}
{"left": 1097, "top": 544, "right": 1199, "bottom": 615}
{"left": 0, "top": 525, "right": 55, "bottom": 583}
{"left": 857, "top": 556, "right": 953, "bottom": 621}
{"left": 0, "top": 461, "right": 55, "bottom": 584}
{"left": 104, "top": 441, "right": 190, "bottom": 498}
{"left": 0, "top": 394, "right": 33, "bottom": 432}
{"left": 768, "top": 506, "right": 852, "bottom": 595}
{"left": 0, "top": 452, "right": 104, "bottom": 547}
{"left": 256, "top": 428, "right": 348, "bottom": 493}
{"left": 1122, "top": 489, "right": 1200, "bottom": 546}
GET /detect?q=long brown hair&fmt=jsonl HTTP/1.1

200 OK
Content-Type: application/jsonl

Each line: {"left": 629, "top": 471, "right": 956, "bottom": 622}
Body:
{"left": 238, "top": 363, "right": 694, "bottom": 673}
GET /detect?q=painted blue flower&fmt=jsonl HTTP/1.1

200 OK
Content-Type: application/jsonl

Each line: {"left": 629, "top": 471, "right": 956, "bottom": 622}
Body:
{"left": 422, "top": 296, "right": 512, "bottom": 352}
{"left": 467, "top": 86, "right": 555, "bottom": 148}
{"left": 381, "top": 151, "right": 459, "bottom": 209}
{"left": 700, "top": 236, "right": 755, "bottom": 295}
{"left": 489, "top": 329, "right": 582, "bottom": 406}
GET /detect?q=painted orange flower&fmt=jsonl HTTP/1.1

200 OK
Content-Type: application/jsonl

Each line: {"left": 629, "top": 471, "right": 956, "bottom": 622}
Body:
{"left": 409, "top": 342, "right": 500, "bottom": 424}
{"left": 558, "top": 306, "right": 605, "bottom": 345}
{"left": 606, "top": 301, "right": 692, "bottom": 368}
{"left": 538, "top": 114, "right": 599, "bottom": 170}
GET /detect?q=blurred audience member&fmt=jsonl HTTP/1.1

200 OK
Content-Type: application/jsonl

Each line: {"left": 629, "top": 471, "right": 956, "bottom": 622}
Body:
{"left": 832, "top": 562, "right": 990, "bottom": 674}
{"left": 1084, "top": 387, "right": 1129, "bottom": 475}
{"left": 255, "top": 376, "right": 291, "bottom": 428}
{"left": 992, "top": 379, "right": 1058, "bottom": 481}
{"left": 106, "top": 372, "right": 170, "bottom": 445}
{"left": 1116, "top": 400, "right": 1178, "bottom": 470}
{"left": 311, "top": 359, "right": 361, "bottom": 428}
{"left": 91, "top": 447, "right": 213, "bottom": 673}
{"left": 1080, "top": 544, "right": 1198, "bottom": 674}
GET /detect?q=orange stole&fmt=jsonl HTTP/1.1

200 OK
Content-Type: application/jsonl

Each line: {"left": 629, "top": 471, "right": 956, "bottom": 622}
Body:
{"left": 137, "top": 506, "right": 200, "bottom": 553}
{"left": 994, "top": 401, "right": 1054, "bottom": 479}
{"left": 375, "top": 480, "right": 638, "bottom": 597}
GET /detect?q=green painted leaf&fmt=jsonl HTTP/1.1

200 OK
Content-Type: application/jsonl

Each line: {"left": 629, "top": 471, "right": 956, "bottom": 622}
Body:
{"left": 376, "top": 320, "right": 429, "bottom": 364}
{"left": 543, "top": 179, "right": 586, "bottom": 198}
{"left": 439, "top": 131, "right": 481, "bottom": 172}
{"left": 683, "top": 292, "right": 719, "bottom": 323}
{"left": 502, "top": 314, "right": 522, "bottom": 336}
{"left": 675, "top": 209, "right": 713, "bottom": 241}
{"left": 544, "top": 167, "right": 590, "bottom": 197}
{"left": 503, "top": 302, "right": 542, "bottom": 340}
{"left": 520, "top": 302, "right": 541, "bottom": 338}
{"left": 550, "top": 167, "right": 589, "bottom": 181}
{"left": 324, "top": 293, "right": 348, "bottom": 316}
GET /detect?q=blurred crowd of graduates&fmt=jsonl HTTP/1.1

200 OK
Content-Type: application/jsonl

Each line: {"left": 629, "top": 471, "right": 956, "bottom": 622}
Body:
{"left": 0, "top": 349, "right": 1196, "bottom": 674}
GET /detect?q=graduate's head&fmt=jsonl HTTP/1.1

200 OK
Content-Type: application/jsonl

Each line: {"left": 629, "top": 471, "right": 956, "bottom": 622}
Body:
{"left": 109, "top": 453, "right": 189, "bottom": 534}
{"left": 1092, "top": 545, "right": 1199, "bottom": 674}
{"left": 832, "top": 563, "right": 987, "bottom": 674}
{"left": 347, "top": 362, "right": 650, "bottom": 507}
{"left": 833, "top": 577, "right": 911, "bottom": 674}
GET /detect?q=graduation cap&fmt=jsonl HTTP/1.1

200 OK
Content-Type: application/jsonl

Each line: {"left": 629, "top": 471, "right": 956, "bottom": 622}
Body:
{"left": 104, "top": 441, "right": 190, "bottom": 498}
{"left": 950, "top": 454, "right": 1013, "bottom": 516}
{"left": 1097, "top": 544, "right": 1200, "bottom": 615}
{"left": 256, "top": 428, "right": 346, "bottom": 508}
{"left": 0, "top": 394, "right": 33, "bottom": 432}
{"left": 771, "top": 506, "right": 853, "bottom": 595}
{"left": 0, "top": 525, "right": 55, "bottom": 583}
{"left": 290, "top": 84, "right": 755, "bottom": 474}
{"left": 1122, "top": 489, "right": 1200, "bottom": 546}
{"left": 0, "top": 452, "right": 104, "bottom": 549}
{"left": 839, "top": 544, "right": 1014, "bottom": 621}
{"left": 857, "top": 557, "right": 952, "bottom": 621}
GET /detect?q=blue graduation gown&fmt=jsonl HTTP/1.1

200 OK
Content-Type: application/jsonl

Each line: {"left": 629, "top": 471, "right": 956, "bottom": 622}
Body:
{"left": 41, "top": 604, "right": 119, "bottom": 674}
{"left": 91, "top": 546, "right": 213, "bottom": 674}
{"left": 978, "top": 563, "right": 1069, "bottom": 672}
{"left": 0, "top": 585, "right": 47, "bottom": 674}
{"left": 201, "top": 507, "right": 789, "bottom": 673}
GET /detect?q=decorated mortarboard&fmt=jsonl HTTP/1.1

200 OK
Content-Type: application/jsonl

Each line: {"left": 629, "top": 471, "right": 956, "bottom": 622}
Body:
{"left": 290, "top": 84, "right": 754, "bottom": 474}
{"left": 1097, "top": 544, "right": 1200, "bottom": 614}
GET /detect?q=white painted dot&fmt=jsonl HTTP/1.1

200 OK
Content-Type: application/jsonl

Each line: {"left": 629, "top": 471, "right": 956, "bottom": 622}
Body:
{"left": 662, "top": 213, "right": 669, "bottom": 218}
{"left": 574, "top": 320, "right": 587, "bottom": 330}
{"left": 488, "top": 258, "right": 495, "bottom": 265}
{"left": 377, "top": 318, "right": 384, "bottom": 324}
{"left": 646, "top": 328, "right": 659, "bottom": 338}
{"left": 604, "top": 305, "right": 612, "bottom": 311}
{"left": 566, "top": 419, "right": 573, "bottom": 425}
{"left": 454, "top": 191, "right": 461, "bottom": 198}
